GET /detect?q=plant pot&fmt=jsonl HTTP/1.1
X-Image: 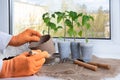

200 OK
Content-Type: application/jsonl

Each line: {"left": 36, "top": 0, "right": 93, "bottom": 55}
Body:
{"left": 29, "top": 35, "right": 56, "bottom": 55}
{"left": 70, "top": 42, "right": 81, "bottom": 60}
{"left": 58, "top": 41, "right": 71, "bottom": 60}
{"left": 81, "top": 44, "right": 93, "bottom": 62}
{"left": 28, "top": 35, "right": 56, "bottom": 64}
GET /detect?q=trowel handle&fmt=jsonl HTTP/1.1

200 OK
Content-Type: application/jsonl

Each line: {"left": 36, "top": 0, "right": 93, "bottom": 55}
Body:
{"left": 88, "top": 62, "right": 111, "bottom": 70}
{"left": 74, "top": 60, "right": 98, "bottom": 71}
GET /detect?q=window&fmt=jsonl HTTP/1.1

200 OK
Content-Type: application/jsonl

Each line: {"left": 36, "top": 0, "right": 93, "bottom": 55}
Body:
{"left": 11, "top": 0, "right": 110, "bottom": 39}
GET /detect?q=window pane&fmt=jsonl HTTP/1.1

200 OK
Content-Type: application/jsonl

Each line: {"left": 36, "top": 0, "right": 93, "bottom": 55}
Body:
{"left": 12, "top": 0, "right": 110, "bottom": 39}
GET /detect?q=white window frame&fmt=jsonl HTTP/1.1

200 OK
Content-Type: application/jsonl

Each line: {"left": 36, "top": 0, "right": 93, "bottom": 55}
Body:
{"left": 11, "top": 0, "right": 111, "bottom": 39}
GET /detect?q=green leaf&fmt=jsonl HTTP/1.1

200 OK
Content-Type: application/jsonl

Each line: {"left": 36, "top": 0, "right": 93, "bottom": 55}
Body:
{"left": 48, "top": 22, "right": 56, "bottom": 30}
{"left": 57, "top": 16, "right": 63, "bottom": 23}
{"left": 54, "top": 28, "right": 58, "bottom": 32}
{"left": 69, "top": 11, "right": 78, "bottom": 21}
{"left": 82, "top": 15, "right": 89, "bottom": 26}
{"left": 42, "top": 12, "right": 49, "bottom": 19}
{"left": 57, "top": 26, "right": 63, "bottom": 29}
{"left": 44, "top": 17, "right": 50, "bottom": 24}
{"left": 65, "top": 19, "right": 73, "bottom": 28}
{"left": 82, "top": 15, "right": 94, "bottom": 26}
{"left": 78, "top": 13, "right": 83, "bottom": 17}
{"left": 55, "top": 12, "right": 62, "bottom": 16}
{"left": 73, "top": 30, "right": 77, "bottom": 36}
{"left": 74, "top": 19, "right": 81, "bottom": 27}
{"left": 78, "top": 30, "right": 83, "bottom": 37}
{"left": 54, "top": 26, "right": 63, "bottom": 32}
{"left": 55, "top": 12, "right": 65, "bottom": 23}
{"left": 85, "top": 23, "right": 91, "bottom": 29}
{"left": 51, "top": 14, "right": 55, "bottom": 18}
{"left": 56, "top": 12, "right": 65, "bottom": 23}
{"left": 89, "top": 16, "right": 94, "bottom": 21}
{"left": 67, "top": 28, "right": 74, "bottom": 37}
{"left": 77, "top": 22, "right": 81, "bottom": 27}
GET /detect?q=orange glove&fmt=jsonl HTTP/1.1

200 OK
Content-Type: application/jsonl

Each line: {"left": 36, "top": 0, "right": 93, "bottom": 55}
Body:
{"left": 0, "top": 50, "right": 49, "bottom": 78}
{"left": 9, "top": 29, "right": 41, "bottom": 46}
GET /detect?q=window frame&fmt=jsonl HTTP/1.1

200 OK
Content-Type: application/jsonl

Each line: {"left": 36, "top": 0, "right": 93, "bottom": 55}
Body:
{"left": 9, "top": 0, "right": 111, "bottom": 39}
{"left": 9, "top": 0, "right": 13, "bottom": 34}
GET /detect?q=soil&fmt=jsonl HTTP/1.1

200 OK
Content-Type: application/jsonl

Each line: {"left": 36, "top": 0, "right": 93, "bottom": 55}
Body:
{"left": 35, "top": 56, "right": 120, "bottom": 80}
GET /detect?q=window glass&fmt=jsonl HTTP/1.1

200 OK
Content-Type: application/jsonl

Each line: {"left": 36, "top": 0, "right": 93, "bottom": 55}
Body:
{"left": 12, "top": 0, "right": 110, "bottom": 39}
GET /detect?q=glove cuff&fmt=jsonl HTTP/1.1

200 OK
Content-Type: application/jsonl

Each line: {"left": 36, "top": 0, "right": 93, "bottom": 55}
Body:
{"left": 0, "top": 60, "right": 13, "bottom": 78}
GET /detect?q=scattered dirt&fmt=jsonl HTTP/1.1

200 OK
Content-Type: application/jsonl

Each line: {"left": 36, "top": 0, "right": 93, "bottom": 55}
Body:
{"left": 36, "top": 56, "right": 120, "bottom": 80}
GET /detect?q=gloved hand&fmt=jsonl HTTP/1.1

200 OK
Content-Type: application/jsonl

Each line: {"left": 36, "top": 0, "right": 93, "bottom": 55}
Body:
{"left": 9, "top": 29, "right": 41, "bottom": 46}
{"left": 0, "top": 50, "right": 49, "bottom": 78}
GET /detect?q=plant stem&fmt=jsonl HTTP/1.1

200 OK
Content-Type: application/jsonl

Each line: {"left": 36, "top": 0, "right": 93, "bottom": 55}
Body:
{"left": 48, "top": 27, "right": 50, "bottom": 35}
{"left": 63, "top": 18, "right": 66, "bottom": 41}
{"left": 72, "top": 20, "right": 76, "bottom": 42}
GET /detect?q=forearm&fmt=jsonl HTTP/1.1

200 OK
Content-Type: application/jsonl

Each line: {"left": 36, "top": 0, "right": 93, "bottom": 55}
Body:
{"left": 8, "top": 36, "right": 20, "bottom": 46}
{"left": 0, "top": 59, "right": 3, "bottom": 73}
{"left": 0, "top": 32, "right": 12, "bottom": 51}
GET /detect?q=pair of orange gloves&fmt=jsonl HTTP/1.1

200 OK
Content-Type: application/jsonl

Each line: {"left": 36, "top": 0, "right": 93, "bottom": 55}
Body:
{"left": 0, "top": 29, "right": 49, "bottom": 78}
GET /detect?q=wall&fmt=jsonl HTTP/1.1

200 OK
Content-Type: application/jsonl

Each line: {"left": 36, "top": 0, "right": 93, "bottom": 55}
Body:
{"left": 0, "top": 0, "right": 120, "bottom": 59}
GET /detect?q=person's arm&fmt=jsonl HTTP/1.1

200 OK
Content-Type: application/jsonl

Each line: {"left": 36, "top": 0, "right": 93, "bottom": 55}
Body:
{"left": 0, "top": 31, "right": 12, "bottom": 74}
{"left": 8, "top": 29, "right": 41, "bottom": 46}
{"left": 0, "top": 29, "right": 41, "bottom": 49}
{"left": 0, "top": 29, "right": 44, "bottom": 77}
{"left": 0, "top": 59, "right": 3, "bottom": 74}
{"left": 0, "top": 31, "right": 12, "bottom": 72}
{"left": 0, "top": 50, "right": 49, "bottom": 78}
{"left": 0, "top": 32, "right": 12, "bottom": 51}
